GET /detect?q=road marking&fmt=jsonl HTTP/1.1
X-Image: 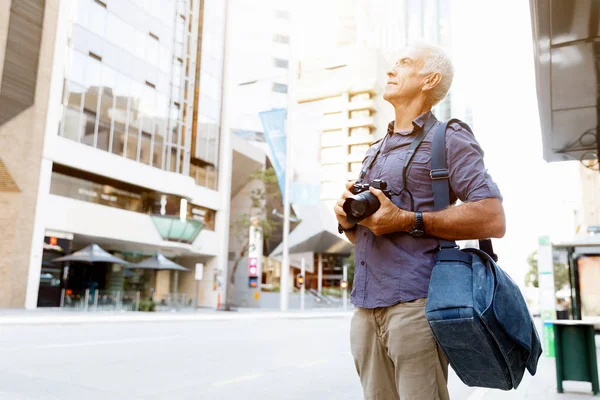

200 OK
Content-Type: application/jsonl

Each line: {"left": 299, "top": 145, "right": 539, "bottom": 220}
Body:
{"left": 466, "top": 388, "right": 490, "bottom": 400}
{"left": 33, "top": 336, "right": 181, "bottom": 349}
{"left": 299, "top": 359, "right": 328, "bottom": 368}
{"left": 213, "top": 374, "right": 263, "bottom": 387}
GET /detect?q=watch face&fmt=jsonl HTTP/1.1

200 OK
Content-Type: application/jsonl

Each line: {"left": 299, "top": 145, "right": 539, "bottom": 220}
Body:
{"left": 410, "top": 229, "right": 425, "bottom": 237}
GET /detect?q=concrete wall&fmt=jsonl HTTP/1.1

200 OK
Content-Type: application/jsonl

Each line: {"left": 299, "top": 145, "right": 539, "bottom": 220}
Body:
{"left": 0, "top": 0, "right": 60, "bottom": 308}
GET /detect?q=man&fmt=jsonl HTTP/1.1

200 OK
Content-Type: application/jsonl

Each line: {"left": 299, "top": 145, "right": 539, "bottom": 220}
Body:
{"left": 333, "top": 43, "right": 505, "bottom": 399}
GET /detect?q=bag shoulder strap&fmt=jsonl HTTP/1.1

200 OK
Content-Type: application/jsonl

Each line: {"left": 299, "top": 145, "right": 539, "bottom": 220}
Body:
{"left": 432, "top": 119, "right": 498, "bottom": 261}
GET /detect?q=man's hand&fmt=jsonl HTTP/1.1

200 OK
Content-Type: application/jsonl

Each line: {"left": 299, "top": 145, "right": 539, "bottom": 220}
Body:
{"left": 359, "top": 187, "right": 413, "bottom": 236}
{"left": 333, "top": 181, "right": 356, "bottom": 229}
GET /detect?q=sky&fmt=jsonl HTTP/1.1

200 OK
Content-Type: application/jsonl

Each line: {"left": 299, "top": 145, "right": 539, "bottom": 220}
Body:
{"left": 292, "top": 0, "right": 585, "bottom": 285}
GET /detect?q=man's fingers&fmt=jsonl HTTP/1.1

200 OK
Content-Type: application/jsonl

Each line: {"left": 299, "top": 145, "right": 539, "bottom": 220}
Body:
{"left": 334, "top": 205, "right": 346, "bottom": 217}
{"left": 369, "top": 187, "right": 389, "bottom": 202}
{"left": 345, "top": 181, "right": 355, "bottom": 190}
{"left": 341, "top": 190, "right": 354, "bottom": 200}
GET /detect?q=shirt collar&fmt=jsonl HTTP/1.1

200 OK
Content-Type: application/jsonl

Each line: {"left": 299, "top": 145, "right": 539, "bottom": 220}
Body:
{"left": 387, "top": 110, "right": 434, "bottom": 136}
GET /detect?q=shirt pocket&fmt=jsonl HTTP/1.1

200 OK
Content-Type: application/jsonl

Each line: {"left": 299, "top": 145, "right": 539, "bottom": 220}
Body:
{"left": 406, "top": 141, "right": 432, "bottom": 191}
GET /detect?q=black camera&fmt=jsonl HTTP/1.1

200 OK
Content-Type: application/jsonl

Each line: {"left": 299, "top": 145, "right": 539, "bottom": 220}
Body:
{"left": 343, "top": 179, "right": 393, "bottom": 224}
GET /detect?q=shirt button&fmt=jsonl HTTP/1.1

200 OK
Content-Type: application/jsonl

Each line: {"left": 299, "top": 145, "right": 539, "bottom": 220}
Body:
{"left": 361, "top": 261, "right": 365, "bottom": 266}
{"left": 363, "top": 232, "right": 367, "bottom": 237}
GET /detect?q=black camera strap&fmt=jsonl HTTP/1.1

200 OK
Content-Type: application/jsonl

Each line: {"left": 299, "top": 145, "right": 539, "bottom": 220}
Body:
{"left": 398, "top": 115, "right": 438, "bottom": 210}
{"left": 358, "top": 113, "right": 438, "bottom": 191}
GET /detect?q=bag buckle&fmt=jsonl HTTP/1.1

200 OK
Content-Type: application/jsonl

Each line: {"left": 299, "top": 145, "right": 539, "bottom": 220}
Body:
{"left": 430, "top": 169, "right": 449, "bottom": 180}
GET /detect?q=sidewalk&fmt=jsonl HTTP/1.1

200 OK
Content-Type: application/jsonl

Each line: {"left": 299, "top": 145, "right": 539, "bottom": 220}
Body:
{"left": 0, "top": 307, "right": 353, "bottom": 326}
{"left": 463, "top": 334, "right": 600, "bottom": 399}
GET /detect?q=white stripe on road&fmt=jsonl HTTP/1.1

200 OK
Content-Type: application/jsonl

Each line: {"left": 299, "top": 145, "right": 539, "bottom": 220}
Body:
{"left": 299, "top": 360, "right": 328, "bottom": 368}
{"left": 466, "top": 388, "right": 490, "bottom": 400}
{"left": 213, "top": 374, "right": 263, "bottom": 387}
{"left": 33, "top": 336, "right": 181, "bottom": 349}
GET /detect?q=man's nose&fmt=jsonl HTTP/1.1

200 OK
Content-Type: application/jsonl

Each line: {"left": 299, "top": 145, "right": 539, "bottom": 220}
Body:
{"left": 386, "top": 69, "right": 395, "bottom": 78}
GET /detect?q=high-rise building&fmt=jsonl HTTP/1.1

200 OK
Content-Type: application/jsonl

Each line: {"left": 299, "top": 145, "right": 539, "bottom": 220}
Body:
{"left": 0, "top": 0, "right": 230, "bottom": 309}
{"left": 220, "top": 0, "right": 293, "bottom": 307}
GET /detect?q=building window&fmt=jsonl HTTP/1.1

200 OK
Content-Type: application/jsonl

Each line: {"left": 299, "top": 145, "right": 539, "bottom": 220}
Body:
{"left": 273, "top": 34, "right": 290, "bottom": 44}
{"left": 350, "top": 92, "right": 370, "bottom": 102}
{"left": 321, "top": 130, "right": 343, "bottom": 147}
{"left": 349, "top": 144, "right": 369, "bottom": 157}
{"left": 272, "top": 83, "right": 288, "bottom": 93}
{"left": 349, "top": 162, "right": 362, "bottom": 174}
{"left": 275, "top": 10, "right": 290, "bottom": 19}
{"left": 274, "top": 58, "right": 289, "bottom": 69}
{"left": 350, "top": 109, "right": 371, "bottom": 118}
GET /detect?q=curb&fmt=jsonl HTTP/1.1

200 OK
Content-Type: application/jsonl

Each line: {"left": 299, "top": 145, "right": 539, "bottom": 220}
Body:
{"left": 0, "top": 310, "right": 353, "bottom": 326}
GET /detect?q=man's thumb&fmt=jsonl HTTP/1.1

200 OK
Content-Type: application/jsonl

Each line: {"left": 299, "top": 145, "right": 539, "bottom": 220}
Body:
{"left": 369, "top": 186, "right": 386, "bottom": 200}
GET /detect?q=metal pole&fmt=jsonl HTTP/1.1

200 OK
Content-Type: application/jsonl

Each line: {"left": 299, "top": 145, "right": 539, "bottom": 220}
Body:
{"left": 280, "top": 12, "right": 296, "bottom": 312}
{"left": 135, "top": 291, "right": 140, "bottom": 312}
{"left": 84, "top": 289, "right": 89, "bottom": 312}
{"left": 343, "top": 264, "right": 348, "bottom": 311}
{"left": 195, "top": 280, "right": 199, "bottom": 310}
{"left": 60, "top": 289, "right": 65, "bottom": 308}
{"left": 318, "top": 253, "right": 323, "bottom": 293}
{"left": 300, "top": 257, "right": 305, "bottom": 311}
{"left": 93, "top": 290, "right": 99, "bottom": 311}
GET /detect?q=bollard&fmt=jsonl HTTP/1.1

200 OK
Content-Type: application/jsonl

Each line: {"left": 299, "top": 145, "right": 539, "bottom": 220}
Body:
{"left": 60, "top": 288, "right": 65, "bottom": 308}
{"left": 300, "top": 257, "right": 305, "bottom": 311}
{"left": 94, "top": 290, "right": 99, "bottom": 311}
{"left": 135, "top": 291, "right": 140, "bottom": 312}
{"left": 84, "top": 289, "right": 90, "bottom": 311}
{"left": 116, "top": 290, "right": 121, "bottom": 311}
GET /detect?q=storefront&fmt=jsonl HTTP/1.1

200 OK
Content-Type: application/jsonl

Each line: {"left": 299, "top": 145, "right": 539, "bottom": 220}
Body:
{"left": 37, "top": 233, "right": 72, "bottom": 307}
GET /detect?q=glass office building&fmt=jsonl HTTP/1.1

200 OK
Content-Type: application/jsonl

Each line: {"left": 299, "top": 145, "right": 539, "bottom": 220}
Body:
{"left": 58, "top": 0, "right": 225, "bottom": 189}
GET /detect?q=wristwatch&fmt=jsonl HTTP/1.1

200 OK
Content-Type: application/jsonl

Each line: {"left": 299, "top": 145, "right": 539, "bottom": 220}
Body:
{"left": 338, "top": 223, "right": 358, "bottom": 234}
{"left": 408, "top": 211, "right": 425, "bottom": 237}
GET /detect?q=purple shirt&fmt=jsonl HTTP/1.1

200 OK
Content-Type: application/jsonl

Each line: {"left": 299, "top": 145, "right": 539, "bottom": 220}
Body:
{"left": 350, "top": 111, "right": 502, "bottom": 308}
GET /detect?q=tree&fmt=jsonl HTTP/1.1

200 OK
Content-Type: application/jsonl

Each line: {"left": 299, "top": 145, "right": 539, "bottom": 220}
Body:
{"left": 524, "top": 250, "right": 570, "bottom": 292}
{"left": 225, "top": 167, "right": 281, "bottom": 311}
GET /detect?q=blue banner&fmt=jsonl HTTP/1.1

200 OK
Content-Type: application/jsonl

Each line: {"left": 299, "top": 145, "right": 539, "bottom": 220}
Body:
{"left": 259, "top": 108, "right": 287, "bottom": 200}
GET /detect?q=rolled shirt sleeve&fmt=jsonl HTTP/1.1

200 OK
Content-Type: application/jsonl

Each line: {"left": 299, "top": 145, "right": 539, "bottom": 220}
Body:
{"left": 446, "top": 122, "right": 502, "bottom": 203}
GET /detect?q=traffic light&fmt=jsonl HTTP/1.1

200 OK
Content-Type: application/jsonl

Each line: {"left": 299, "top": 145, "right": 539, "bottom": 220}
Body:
{"left": 248, "top": 257, "right": 258, "bottom": 277}
{"left": 340, "top": 280, "right": 348, "bottom": 290}
{"left": 248, "top": 276, "right": 258, "bottom": 288}
{"left": 296, "top": 274, "right": 304, "bottom": 287}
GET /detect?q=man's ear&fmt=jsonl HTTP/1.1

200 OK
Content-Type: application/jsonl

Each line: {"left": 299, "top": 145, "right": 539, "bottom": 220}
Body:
{"left": 422, "top": 72, "right": 442, "bottom": 92}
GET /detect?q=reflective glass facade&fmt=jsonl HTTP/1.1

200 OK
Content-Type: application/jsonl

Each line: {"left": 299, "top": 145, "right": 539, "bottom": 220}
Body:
{"left": 59, "top": 0, "right": 200, "bottom": 177}
{"left": 192, "top": 0, "right": 226, "bottom": 189}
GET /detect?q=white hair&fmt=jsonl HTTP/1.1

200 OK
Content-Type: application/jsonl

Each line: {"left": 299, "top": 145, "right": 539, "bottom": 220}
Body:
{"left": 414, "top": 43, "right": 454, "bottom": 106}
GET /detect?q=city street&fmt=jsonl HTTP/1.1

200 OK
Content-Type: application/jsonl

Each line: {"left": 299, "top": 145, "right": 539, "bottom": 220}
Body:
{"left": 0, "top": 315, "right": 474, "bottom": 400}
{"left": 0, "top": 314, "right": 594, "bottom": 400}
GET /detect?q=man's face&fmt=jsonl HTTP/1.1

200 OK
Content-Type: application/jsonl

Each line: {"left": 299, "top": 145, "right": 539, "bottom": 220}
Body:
{"left": 383, "top": 47, "right": 426, "bottom": 103}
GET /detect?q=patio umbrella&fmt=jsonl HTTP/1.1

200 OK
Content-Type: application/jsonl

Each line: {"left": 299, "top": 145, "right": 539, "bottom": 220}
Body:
{"left": 52, "top": 244, "right": 130, "bottom": 265}
{"left": 127, "top": 253, "right": 189, "bottom": 271}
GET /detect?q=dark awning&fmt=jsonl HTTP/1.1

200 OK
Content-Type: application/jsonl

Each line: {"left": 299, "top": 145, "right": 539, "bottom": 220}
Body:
{"left": 53, "top": 244, "right": 130, "bottom": 265}
{"left": 127, "top": 253, "right": 189, "bottom": 271}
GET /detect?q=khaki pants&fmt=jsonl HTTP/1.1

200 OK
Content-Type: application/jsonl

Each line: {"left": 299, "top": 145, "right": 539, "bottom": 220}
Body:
{"left": 350, "top": 298, "right": 450, "bottom": 400}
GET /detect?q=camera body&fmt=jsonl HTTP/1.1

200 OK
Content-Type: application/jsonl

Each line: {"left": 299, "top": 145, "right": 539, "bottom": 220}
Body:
{"left": 343, "top": 179, "right": 393, "bottom": 224}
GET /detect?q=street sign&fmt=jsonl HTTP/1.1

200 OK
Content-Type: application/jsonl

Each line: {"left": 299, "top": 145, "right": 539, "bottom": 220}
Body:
{"left": 195, "top": 263, "right": 204, "bottom": 280}
{"left": 248, "top": 257, "right": 258, "bottom": 277}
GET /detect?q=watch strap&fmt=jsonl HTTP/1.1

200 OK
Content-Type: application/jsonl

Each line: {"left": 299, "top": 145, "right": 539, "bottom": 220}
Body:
{"left": 338, "top": 223, "right": 357, "bottom": 234}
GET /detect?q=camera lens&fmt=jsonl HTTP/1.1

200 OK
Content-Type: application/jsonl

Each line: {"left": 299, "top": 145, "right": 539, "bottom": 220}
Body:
{"left": 343, "top": 191, "right": 382, "bottom": 224}
{"left": 350, "top": 200, "right": 366, "bottom": 217}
